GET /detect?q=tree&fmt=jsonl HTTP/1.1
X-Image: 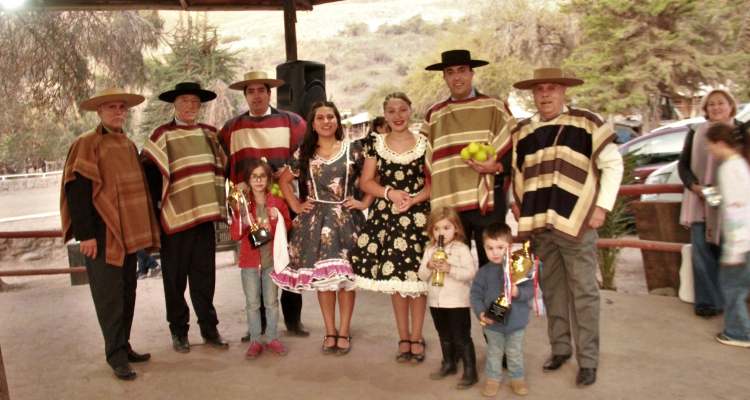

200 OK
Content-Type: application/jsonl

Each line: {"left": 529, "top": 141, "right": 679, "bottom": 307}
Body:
{"left": 138, "top": 13, "right": 241, "bottom": 140}
{"left": 371, "top": 0, "right": 579, "bottom": 119}
{"left": 0, "top": 11, "right": 163, "bottom": 170}
{"left": 563, "top": 0, "right": 750, "bottom": 129}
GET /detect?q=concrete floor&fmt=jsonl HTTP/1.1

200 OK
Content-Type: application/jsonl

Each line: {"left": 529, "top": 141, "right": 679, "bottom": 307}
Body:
{"left": 1, "top": 266, "right": 749, "bottom": 400}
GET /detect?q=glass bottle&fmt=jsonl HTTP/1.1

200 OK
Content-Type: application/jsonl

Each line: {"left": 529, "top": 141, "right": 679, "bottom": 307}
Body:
{"left": 431, "top": 235, "right": 448, "bottom": 286}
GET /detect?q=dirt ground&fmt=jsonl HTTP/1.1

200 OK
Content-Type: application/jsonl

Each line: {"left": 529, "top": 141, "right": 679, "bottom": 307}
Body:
{"left": 2, "top": 249, "right": 749, "bottom": 400}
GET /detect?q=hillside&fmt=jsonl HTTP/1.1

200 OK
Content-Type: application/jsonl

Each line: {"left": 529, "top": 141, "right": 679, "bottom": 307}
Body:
{"left": 159, "top": 0, "right": 469, "bottom": 112}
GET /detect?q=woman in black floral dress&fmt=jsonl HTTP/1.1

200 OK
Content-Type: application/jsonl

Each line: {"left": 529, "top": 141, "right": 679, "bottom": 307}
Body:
{"left": 272, "top": 101, "right": 371, "bottom": 355}
{"left": 352, "top": 92, "right": 431, "bottom": 363}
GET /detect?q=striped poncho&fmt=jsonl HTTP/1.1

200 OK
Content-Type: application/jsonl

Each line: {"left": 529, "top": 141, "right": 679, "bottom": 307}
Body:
{"left": 61, "top": 126, "right": 161, "bottom": 266}
{"left": 511, "top": 107, "right": 615, "bottom": 240}
{"left": 420, "top": 94, "right": 514, "bottom": 213}
{"left": 141, "top": 121, "right": 227, "bottom": 234}
{"left": 218, "top": 107, "right": 306, "bottom": 184}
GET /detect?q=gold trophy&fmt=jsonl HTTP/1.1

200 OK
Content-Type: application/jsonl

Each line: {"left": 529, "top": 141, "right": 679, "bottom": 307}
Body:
{"left": 228, "top": 181, "right": 271, "bottom": 248}
{"left": 486, "top": 241, "right": 535, "bottom": 323}
{"left": 430, "top": 235, "right": 448, "bottom": 286}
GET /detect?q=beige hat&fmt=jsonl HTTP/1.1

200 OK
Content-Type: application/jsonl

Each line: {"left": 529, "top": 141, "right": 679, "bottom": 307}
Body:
{"left": 79, "top": 87, "right": 145, "bottom": 111}
{"left": 229, "top": 71, "right": 285, "bottom": 91}
{"left": 512, "top": 68, "right": 584, "bottom": 90}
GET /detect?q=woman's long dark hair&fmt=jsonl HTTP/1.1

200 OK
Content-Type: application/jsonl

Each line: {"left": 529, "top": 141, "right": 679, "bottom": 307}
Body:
{"left": 298, "top": 101, "right": 344, "bottom": 179}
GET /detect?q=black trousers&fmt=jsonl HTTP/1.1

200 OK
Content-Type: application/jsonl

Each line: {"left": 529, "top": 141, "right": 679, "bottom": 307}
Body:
{"left": 85, "top": 244, "right": 137, "bottom": 369}
{"left": 160, "top": 222, "right": 219, "bottom": 337}
{"left": 430, "top": 307, "right": 472, "bottom": 345}
{"left": 459, "top": 182, "right": 507, "bottom": 267}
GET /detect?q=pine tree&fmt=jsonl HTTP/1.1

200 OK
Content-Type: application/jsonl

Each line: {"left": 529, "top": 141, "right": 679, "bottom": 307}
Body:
{"left": 138, "top": 13, "right": 241, "bottom": 141}
{"left": 563, "top": 0, "right": 750, "bottom": 129}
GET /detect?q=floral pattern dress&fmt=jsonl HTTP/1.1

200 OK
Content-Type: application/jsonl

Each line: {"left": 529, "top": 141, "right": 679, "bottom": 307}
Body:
{"left": 352, "top": 133, "right": 430, "bottom": 297}
{"left": 270, "top": 139, "right": 365, "bottom": 292}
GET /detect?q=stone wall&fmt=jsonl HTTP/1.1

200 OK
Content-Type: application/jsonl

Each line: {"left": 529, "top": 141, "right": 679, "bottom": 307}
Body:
{"left": 0, "top": 237, "right": 67, "bottom": 263}
{"left": 0, "top": 173, "right": 62, "bottom": 193}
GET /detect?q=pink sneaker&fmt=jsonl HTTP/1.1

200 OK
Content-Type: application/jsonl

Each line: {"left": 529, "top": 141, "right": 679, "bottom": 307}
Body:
{"left": 265, "top": 339, "right": 288, "bottom": 356}
{"left": 245, "top": 341, "right": 263, "bottom": 359}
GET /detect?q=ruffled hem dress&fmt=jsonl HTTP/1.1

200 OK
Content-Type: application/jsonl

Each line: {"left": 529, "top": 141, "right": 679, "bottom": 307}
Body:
{"left": 271, "top": 139, "right": 365, "bottom": 292}
{"left": 352, "top": 133, "right": 430, "bottom": 298}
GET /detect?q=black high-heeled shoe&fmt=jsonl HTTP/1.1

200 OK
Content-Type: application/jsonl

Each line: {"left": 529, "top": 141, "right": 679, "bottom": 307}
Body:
{"left": 410, "top": 339, "right": 426, "bottom": 363}
{"left": 396, "top": 339, "right": 412, "bottom": 363}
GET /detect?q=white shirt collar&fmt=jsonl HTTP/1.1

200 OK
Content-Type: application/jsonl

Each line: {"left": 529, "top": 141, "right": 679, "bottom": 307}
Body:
{"left": 451, "top": 88, "right": 477, "bottom": 101}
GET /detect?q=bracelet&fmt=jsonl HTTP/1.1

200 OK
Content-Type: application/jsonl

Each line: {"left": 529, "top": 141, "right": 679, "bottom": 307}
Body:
{"left": 383, "top": 185, "right": 393, "bottom": 201}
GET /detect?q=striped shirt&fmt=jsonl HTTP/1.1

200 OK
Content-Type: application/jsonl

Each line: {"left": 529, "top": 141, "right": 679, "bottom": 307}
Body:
{"left": 420, "top": 93, "right": 514, "bottom": 213}
{"left": 219, "top": 107, "right": 306, "bottom": 183}
{"left": 142, "top": 122, "right": 226, "bottom": 234}
{"left": 511, "top": 106, "right": 621, "bottom": 240}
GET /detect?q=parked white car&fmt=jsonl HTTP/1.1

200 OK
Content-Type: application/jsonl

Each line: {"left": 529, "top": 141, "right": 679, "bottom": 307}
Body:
{"left": 640, "top": 160, "right": 681, "bottom": 202}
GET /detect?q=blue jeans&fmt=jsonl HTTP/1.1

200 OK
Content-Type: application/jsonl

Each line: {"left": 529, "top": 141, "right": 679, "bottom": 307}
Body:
{"left": 484, "top": 328, "right": 525, "bottom": 380}
{"left": 691, "top": 223, "right": 724, "bottom": 311}
{"left": 719, "top": 255, "right": 750, "bottom": 341}
{"left": 241, "top": 267, "right": 279, "bottom": 342}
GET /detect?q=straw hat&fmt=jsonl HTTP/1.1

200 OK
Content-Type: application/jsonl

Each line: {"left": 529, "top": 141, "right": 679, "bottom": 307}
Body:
{"left": 158, "top": 82, "right": 217, "bottom": 103}
{"left": 229, "top": 71, "right": 285, "bottom": 91}
{"left": 79, "top": 88, "right": 145, "bottom": 111}
{"left": 512, "top": 68, "right": 584, "bottom": 90}
{"left": 425, "top": 49, "right": 488, "bottom": 71}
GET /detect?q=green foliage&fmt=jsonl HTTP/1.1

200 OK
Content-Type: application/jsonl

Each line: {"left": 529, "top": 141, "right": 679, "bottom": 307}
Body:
{"left": 0, "top": 11, "right": 162, "bottom": 171}
{"left": 596, "top": 151, "right": 641, "bottom": 290}
{"left": 138, "top": 13, "right": 241, "bottom": 143}
{"left": 564, "top": 0, "right": 750, "bottom": 127}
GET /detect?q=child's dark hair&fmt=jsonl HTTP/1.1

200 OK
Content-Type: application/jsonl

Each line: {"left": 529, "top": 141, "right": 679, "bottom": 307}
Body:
{"left": 706, "top": 122, "right": 750, "bottom": 160}
{"left": 482, "top": 222, "right": 513, "bottom": 243}
{"left": 238, "top": 158, "right": 273, "bottom": 192}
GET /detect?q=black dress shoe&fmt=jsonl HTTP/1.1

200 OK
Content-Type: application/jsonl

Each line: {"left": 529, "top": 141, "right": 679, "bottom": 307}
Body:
{"left": 542, "top": 354, "right": 572, "bottom": 371}
{"left": 127, "top": 348, "right": 151, "bottom": 363}
{"left": 241, "top": 334, "right": 251, "bottom": 343}
{"left": 172, "top": 334, "right": 190, "bottom": 353}
{"left": 576, "top": 367, "right": 597, "bottom": 386}
{"left": 112, "top": 364, "right": 137, "bottom": 381}
{"left": 286, "top": 323, "right": 310, "bottom": 337}
{"left": 203, "top": 334, "right": 229, "bottom": 349}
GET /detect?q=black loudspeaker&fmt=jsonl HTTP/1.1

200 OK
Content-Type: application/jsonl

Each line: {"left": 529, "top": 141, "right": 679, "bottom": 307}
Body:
{"left": 276, "top": 60, "right": 326, "bottom": 120}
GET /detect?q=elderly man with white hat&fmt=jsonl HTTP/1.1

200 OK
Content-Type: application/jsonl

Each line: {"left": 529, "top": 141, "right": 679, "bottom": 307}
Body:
{"left": 141, "top": 82, "right": 229, "bottom": 354}
{"left": 218, "top": 71, "right": 309, "bottom": 345}
{"left": 510, "top": 68, "right": 624, "bottom": 387}
{"left": 60, "top": 88, "right": 161, "bottom": 380}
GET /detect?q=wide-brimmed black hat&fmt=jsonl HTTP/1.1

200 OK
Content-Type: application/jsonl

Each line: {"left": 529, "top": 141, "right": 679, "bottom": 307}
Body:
{"left": 158, "top": 82, "right": 217, "bottom": 103}
{"left": 425, "top": 49, "right": 489, "bottom": 71}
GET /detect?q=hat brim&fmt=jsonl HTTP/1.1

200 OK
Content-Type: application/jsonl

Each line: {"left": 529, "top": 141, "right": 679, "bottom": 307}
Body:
{"left": 512, "top": 77, "right": 584, "bottom": 90}
{"left": 425, "top": 59, "right": 488, "bottom": 71}
{"left": 80, "top": 93, "right": 145, "bottom": 111}
{"left": 228, "top": 78, "right": 285, "bottom": 91}
{"left": 158, "top": 89, "right": 217, "bottom": 103}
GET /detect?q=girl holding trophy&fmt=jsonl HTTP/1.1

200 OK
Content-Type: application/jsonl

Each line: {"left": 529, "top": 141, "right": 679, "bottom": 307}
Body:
{"left": 417, "top": 207, "right": 477, "bottom": 389}
{"left": 229, "top": 159, "right": 292, "bottom": 359}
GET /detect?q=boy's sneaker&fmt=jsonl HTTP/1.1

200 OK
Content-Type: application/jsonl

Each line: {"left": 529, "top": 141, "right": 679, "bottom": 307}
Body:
{"left": 265, "top": 339, "right": 288, "bottom": 356}
{"left": 245, "top": 341, "right": 263, "bottom": 359}
{"left": 510, "top": 379, "right": 529, "bottom": 396}
{"left": 715, "top": 333, "right": 750, "bottom": 348}
{"left": 480, "top": 379, "right": 500, "bottom": 397}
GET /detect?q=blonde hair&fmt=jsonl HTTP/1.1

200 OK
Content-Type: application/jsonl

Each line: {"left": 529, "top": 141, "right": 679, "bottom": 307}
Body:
{"left": 701, "top": 89, "right": 737, "bottom": 120}
{"left": 383, "top": 92, "right": 412, "bottom": 110}
{"left": 426, "top": 207, "right": 466, "bottom": 244}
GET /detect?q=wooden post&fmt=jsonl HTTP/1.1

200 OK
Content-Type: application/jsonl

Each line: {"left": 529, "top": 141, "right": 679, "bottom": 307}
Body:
{"left": 0, "top": 345, "right": 9, "bottom": 400}
{"left": 283, "top": 0, "right": 298, "bottom": 61}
